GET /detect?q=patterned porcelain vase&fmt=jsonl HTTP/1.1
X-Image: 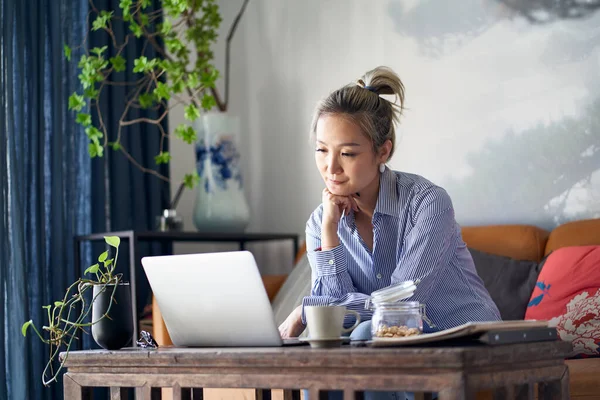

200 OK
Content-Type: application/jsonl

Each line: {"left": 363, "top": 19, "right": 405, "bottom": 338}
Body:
{"left": 192, "top": 113, "right": 250, "bottom": 232}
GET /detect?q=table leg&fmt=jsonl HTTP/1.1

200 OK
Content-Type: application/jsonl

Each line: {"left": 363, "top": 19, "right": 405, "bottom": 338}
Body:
{"left": 273, "top": 389, "right": 293, "bottom": 400}
{"left": 110, "top": 387, "right": 128, "bottom": 399}
{"left": 63, "top": 374, "right": 84, "bottom": 400}
{"left": 515, "top": 384, "right": 534, "bottom": 400}
{"left": 538, "top": 366, "right": 569, "bottom": 400}
{"left": 307, "top": 389, "right": 328, "bottom": 400}
{"left": 171, "top": 383, "right": 182, "bottom": 400}
{"left": 136, "top": 384, "right": 152, "bottom": 400}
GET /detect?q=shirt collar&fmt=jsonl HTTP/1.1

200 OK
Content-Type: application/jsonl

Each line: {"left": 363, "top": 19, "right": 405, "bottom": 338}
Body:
{"left": 374, "top": 167, "right": 400, "bottom": 217}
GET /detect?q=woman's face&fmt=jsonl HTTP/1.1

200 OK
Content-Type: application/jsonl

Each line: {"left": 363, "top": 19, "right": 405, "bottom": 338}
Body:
{"left": 315, "top": 114, "right": 386, "bottom": 196}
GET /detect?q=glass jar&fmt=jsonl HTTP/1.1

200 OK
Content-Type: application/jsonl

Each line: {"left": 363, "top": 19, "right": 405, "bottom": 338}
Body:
{"left": 370, "top": 301, "right": 424, "bottom": 338}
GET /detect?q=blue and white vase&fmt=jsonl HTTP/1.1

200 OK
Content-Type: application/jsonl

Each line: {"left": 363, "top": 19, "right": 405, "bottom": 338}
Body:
{"left": 192, "top": 113, "right": 250, "bottom": 232}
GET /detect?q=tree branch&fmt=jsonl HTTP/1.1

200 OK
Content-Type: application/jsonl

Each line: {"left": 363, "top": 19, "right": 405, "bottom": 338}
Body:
{"left": 120, "top": 109, "right": 169, "bottom": 126}
{"left": 118, "top": 146, "right": 170, "bottom": 182}
{"left": 223, "top": 0, "right": 250, "bottom": 111}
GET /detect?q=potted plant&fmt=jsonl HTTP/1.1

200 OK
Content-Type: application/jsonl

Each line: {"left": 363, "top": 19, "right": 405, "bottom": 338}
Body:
{"left": 66, "top": 0, "right": 250, "bottom": 223}
{"left": 21, "top": 236, "right": 131, "bottom": 386}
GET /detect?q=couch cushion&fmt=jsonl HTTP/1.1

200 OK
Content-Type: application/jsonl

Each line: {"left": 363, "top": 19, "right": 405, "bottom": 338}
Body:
{"left": 462, "top": 225, "right": 549, "bottom": 262}
{"left": 271, "top": 253, "right": 311, "bottom": 329}
{"left": 545, "top": 219, "right": 600, "bottom": 256}
{"left": 469, "top": 248, "right": 543, "bottom": 320}
{"left": 525, "top": 245, "right": 600, "bottom": 357}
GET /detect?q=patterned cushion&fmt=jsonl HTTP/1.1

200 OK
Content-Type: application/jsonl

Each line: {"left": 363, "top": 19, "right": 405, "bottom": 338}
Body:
{"left": 525, "top": 246, "right": 600, "bottom": 357}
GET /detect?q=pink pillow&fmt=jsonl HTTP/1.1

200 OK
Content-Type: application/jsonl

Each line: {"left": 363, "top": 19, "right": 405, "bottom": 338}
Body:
{"left": 525, "top": 246, "right": 600, "bottom": 357}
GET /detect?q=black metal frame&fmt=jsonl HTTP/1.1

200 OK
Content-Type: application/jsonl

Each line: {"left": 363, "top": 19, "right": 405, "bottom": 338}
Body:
{"left": 74, "top": 230, "right": 299, "bottom": 343}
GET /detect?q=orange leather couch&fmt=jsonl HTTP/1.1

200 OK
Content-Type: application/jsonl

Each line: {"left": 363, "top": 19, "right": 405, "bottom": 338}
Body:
{"left": 152, "top": 218, "right": 600, "bottom": 399}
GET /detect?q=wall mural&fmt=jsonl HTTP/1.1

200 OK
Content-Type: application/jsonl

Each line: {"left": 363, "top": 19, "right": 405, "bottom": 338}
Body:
{"left": 387, "top": 0, "right": 600, "bottom": 230}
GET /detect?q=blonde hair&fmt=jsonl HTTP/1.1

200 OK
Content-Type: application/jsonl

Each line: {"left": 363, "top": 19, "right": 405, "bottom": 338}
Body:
{"left": 310, "top": 66, "right": 405, "bottom": 158}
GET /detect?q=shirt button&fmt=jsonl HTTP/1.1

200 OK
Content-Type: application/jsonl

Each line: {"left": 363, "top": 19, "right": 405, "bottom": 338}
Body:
{"left": 328, "top": 260, "right": 334, "bottom": 265}
{"left": 376, "top": 273, "right": 382, "bottom": 279}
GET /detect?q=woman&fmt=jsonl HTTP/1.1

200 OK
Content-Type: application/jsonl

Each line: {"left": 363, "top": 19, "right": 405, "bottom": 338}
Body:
{"left": 279, "top": 66, "right": 500, "bottom": 343}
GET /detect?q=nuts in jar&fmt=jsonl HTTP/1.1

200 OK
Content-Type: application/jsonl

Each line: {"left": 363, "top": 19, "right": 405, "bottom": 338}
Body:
{"left": 374, "top": 324, "right": 420, "bottom": 338}
{"left": 368, "top": 300, "right": 425, "bottom": 338}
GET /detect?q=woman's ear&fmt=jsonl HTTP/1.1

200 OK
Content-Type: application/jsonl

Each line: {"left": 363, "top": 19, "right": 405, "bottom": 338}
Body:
{"left": 378, "top": 140, "right": 393, "bottom": 163}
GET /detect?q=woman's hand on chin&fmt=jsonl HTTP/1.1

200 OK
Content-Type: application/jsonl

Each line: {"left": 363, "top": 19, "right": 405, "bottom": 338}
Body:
{"left": 321, "top": 188, "right": 359, "bottom": 225}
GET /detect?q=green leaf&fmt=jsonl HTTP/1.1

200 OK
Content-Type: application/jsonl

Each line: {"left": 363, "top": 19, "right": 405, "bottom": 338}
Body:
{"left": 184, "top": 104, "right": 200, "bottom": 121}
{"left": 42, "top": 305, "right": 51, "bottom": 310}
{"left": 129, "top": 21, "right": 143, "bottom": 38}
{"left": 98, "top": 250, "right": 108, "bottom": 263}
{"left": 68, "top": 93, "right": 86, "bottom": 111}
{"left": 141, "top": 0, "right": 151, "bottom": 8}
{"left": 186, "top": 73, "right": 199, "bottom": 89}
{"left": 88, "top": 141, "right": 103, "bottom": 158}
{"left": 165, "top": 38, "right": 185, "bottom": 55}
{"left": 138, "top": 93, "right": 154, "bottom": 108}
{"left": 64, "top": 45, "right": 72, "bottom": 61}
{"left": 109, "top": 141, "right": 121, "bottom": 151}
{"left": 201, "top": 93, "right": 216, "bottom": 111}
{"left": 84, "top": 86, "right": 99, "bottom": 100}
{"left": 92, "top": 17, "right": 106, "bottom": 31}
{"left": 133, "top": 56, "right": 148, "bottom": 73}
{"left": 174, "top": 124, "right": 197, "bottom": 144}
{"left": 159, "top": 19, "right": 172, "bottom": 36}
{"left": 105, "top": 236, "right": 120, "bottom": 248}
{"left": 85, "top": 263, "right": 100, "bottom": 275}
{"left": 90, "top": 46, "right": 108, "bottom": 57}
{"left": 154, "top": 151, "right": 171, "bottom": 165}
{"left": 21, "top": 320, "right": 33, "bottom": 337}
{"left": 92, "top": 11, "right": 113, "bottom": 31}
{"left": 153, "top": 82, "right": 170, "bottom": 101}
{"left": 171, "top": 80, "right": 185, "bottom": 94}
{"left": 54, "top": 301, "right": 64, "bottom": 307}
{"left": 119, "top": 0, "right": 132, "bottom": 14}
{"left": 109, "top": 55, "right": 126, "bottom": 72}
{"left": 140, "top": 13, "right": 149, "bottom": 27}
{"left": 76, "top": 113, "right": 92, "bottom": 127}
{"left": 183, "top": 171, "right": 200, "bottom": 189}
{"left": 85, "top": 126, "right": 102, "bottom": 140}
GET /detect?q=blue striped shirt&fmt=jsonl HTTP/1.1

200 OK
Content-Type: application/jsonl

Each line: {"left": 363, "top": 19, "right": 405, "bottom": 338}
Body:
{"left": 301, "top": 168, "right": 501, "bottom": 332}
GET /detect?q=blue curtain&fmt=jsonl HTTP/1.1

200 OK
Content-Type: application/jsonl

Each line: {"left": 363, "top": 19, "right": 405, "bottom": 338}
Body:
{"left": 0, "top": 0, "right": 90, "bottom": 399}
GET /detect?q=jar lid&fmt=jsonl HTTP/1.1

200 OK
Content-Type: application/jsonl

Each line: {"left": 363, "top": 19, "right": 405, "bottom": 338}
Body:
{"left": 370, "top": 280, "right": 417, "bottom": 305}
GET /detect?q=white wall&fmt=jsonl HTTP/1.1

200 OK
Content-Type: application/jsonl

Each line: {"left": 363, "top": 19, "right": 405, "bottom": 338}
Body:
{"left": 170, "top": 0, "right": 600, "bottom": 272}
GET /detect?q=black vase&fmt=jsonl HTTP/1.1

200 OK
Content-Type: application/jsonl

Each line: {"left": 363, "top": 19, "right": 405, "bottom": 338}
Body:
{"left": 91, "top": 282, "right": 133, "bottom": 350}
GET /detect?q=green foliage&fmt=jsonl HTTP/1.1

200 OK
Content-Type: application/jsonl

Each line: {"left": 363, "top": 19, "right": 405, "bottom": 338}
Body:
{"left": 184, "top": 171, "right": 200, "bottom": 189}
{"left": 92, "top": 11, "right": 113, "bottom": 31}
{"left": 66, "top": 0, "right": 225, "bottom": 190}
{"left": 22, "top": 236, "right": 123, "bottom": 386}
{"left": 174, "top": 124, "right": 197, "bottom": 144}
{"left": 154, "top": 151, "right": 171, "bottom": 165}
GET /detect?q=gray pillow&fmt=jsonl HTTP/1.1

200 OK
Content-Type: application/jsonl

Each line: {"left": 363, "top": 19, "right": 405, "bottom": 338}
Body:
{"left": 468, "top": 248, "right": 545, "bottom": 320}
{"left": 271, "top": 254, "right": 311, "bottom": 328}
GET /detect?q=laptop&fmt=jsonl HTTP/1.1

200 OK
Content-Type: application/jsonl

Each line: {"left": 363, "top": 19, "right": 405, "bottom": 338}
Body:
{"left": 141, "top": 251, "right": 301, "bottom": 347}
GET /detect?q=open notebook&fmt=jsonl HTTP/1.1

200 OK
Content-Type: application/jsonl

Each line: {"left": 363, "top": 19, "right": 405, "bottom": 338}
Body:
{"left": 368, "top": 320, "right": 554, "bottom": 347}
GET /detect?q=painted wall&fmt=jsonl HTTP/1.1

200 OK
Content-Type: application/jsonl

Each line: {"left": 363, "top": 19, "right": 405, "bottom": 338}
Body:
{"left": 169, "top": 0, "right": 600, "bottom": 272}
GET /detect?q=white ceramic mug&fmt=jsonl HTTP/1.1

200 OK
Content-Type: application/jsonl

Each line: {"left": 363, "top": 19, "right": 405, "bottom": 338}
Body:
{"left": 305, "top": 305, "right": 361, "bottom": 339}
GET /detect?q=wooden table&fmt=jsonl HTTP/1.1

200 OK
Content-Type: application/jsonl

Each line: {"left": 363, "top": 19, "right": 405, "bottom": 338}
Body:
{"left": 61, "top": 341, "right": 572, "bottom": 400}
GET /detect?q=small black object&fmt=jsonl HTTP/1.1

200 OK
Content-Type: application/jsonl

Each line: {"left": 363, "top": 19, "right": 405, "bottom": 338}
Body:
{"left": 137, "top": 330, "right": 159, "bottom": 348}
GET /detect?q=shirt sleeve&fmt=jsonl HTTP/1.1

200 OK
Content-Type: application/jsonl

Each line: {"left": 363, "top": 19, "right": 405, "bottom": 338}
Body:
{"left": 391, "top": 186, "right": 458, "bottom": 305}
{"left": 300, "top": 208, "right": 370, "bottom": 327}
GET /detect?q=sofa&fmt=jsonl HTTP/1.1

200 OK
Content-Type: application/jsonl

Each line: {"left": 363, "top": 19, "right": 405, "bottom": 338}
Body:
{"left": 152, "top": 218, "right": 600, "bottom": 399}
